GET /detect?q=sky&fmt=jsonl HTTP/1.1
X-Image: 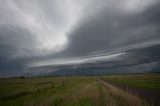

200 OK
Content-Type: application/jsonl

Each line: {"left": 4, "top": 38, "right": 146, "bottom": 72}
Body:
{"left": 0, "top": 0, "right": 160, "bottom": 77}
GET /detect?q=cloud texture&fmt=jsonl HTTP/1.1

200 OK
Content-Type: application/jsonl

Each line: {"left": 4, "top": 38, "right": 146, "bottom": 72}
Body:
{"left": 0, "top": 0, "right": 160, "bottom": 76}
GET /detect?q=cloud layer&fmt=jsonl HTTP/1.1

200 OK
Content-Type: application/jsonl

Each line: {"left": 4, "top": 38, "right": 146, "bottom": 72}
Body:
{"left": 0, "top": 0, "right": 160, "bottom": 76}
{"left": 63, "top": 0, "right": 160, "bottom": 57}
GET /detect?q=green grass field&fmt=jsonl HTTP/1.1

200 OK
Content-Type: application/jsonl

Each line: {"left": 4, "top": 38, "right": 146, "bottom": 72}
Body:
{"left": 101, "top": 74, "right": 160, "bottom": 90}
{"left": 0, "top": 74, "right": 159, "bottom": 106}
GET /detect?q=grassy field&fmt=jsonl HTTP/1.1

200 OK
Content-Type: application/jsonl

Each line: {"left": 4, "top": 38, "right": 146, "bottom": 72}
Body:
{"left": 101, "top": 74, "right": 160, "bottom": 90}
{"left": 0, "top": 74, "right": 159, "bottom": 106}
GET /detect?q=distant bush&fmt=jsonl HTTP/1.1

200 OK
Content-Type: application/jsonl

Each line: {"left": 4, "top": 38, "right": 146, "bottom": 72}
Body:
{"left": 19, "top": 76, "right": 26, "bottom": 79}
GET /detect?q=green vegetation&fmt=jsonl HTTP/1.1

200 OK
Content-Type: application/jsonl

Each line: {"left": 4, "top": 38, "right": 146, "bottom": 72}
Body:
{"left": 101, "top": 74, "right": 160, "bottom": 90}
{"left": 0, "top": 74, "right": 159, "bottom": 106}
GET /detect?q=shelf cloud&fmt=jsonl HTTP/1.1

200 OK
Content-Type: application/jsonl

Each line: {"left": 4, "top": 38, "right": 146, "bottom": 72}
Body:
{"left": 0, "top": 0, "right": 160, "bottom": 76}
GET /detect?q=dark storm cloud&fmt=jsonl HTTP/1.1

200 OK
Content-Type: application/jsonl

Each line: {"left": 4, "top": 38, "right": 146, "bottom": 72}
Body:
{"left": 0, "top": 0, "right": 81, "bottom": 76}
{"left": 0, "top": 0, "right": 160, "bottom": 76}
{"left": 29, "top": 0, "right": 160, "bottom": 74}
{"left": 0, "top": 24, "right": 38, "bottom": 76}
{"left": 61, "top": 0, "right": 160, "bottom": 57}
{"left": 0, "top": 0, "right": 80, "bottom": 58}
{"left": 0, "top": 25, "right": 38, "bottom": 58}
{"left": 0, "top": 56, "right": 25, "bottom": 77}
{"left": 30, "top": 44, "right": 160, "bottom": 76}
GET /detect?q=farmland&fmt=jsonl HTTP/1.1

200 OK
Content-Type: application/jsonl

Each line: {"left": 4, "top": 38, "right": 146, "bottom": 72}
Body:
{"left": 0, "top": 74, "right": 159, "bottom": 106}
{"left": 101, "top": 74, "right": 160, "bottom": 106}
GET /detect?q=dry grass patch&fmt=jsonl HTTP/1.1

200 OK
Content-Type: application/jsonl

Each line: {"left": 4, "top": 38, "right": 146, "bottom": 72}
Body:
{"left": 101, "top": 80, "right": 149, "bottom": 106}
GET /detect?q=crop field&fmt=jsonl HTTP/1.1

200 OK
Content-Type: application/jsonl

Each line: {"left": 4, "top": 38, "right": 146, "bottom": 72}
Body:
{"left": 0, "top": 74, "right": 159, "bottom": 106}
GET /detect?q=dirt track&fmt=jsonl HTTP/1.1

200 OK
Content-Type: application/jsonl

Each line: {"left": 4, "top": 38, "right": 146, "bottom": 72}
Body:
{"left": 102, "top": 80, "right": 160, "bottom": 106}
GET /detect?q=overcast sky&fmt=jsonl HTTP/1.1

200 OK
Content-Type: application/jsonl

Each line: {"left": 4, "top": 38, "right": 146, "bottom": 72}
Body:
{"left": 0, "top": 0, "right": 160, "bottom": 76}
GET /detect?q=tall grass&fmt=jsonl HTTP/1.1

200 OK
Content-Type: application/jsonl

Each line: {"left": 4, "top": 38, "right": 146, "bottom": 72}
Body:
{"left": 0, "top": 75, "right": 154, "bottom": 106}
{"left": 101, "top": 80, "right": 149, "bottom": 106}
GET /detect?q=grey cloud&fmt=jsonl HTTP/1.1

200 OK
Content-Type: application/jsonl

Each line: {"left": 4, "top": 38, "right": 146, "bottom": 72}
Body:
{"left": 0, "top": 24, "right": 39, "bottom": 76}
{"left": 25, "top": 0, "right": 160, "bottom": 67}
{"left": 30, "top": 44, "right": 160, "bottom": 76}
{"left": 0, "top": 56, "right": 25, "bottom": 77}
{"left": 27, "top": 0, "right": 160, "bottom": 76}
{"left": 0, "top": 24, "right": 38, "bottom": 59}
{"left": 0, "top": 0, "right": 160, "bottom": 76}
{"left": 61, "top": 0, "right": 160, "bottom": 57}
{"left": 0, "top": 0, "right": 79, "bottom": 58}
{"left": 9, "top": 0, "right": 68, "bottom": 28}
{"left": 0, "top": 0, "right": 82, "bottom": 76}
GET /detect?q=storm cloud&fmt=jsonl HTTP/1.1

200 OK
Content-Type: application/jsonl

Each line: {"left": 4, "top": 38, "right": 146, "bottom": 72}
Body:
{"left": 0, "top": 0, "right": 160, "bottom": 76}
{"left": 63, "top": 0, "right": 160, "bottom": 57}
